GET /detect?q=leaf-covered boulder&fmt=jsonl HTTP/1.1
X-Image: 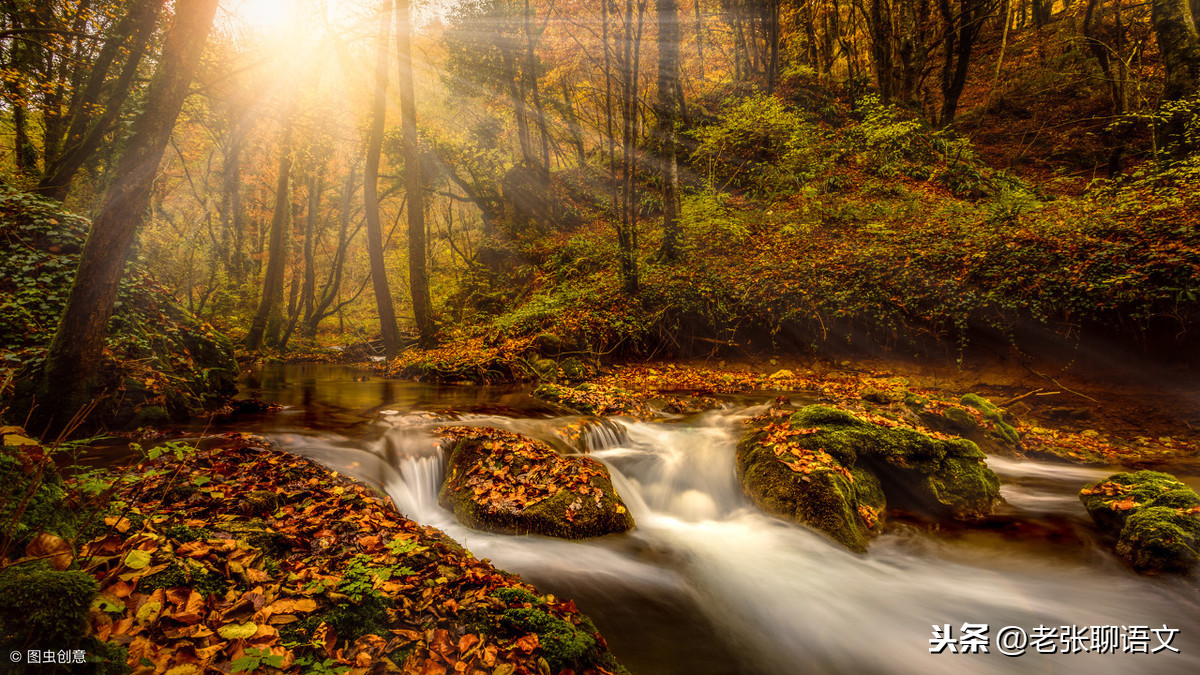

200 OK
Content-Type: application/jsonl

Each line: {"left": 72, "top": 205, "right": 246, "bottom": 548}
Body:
{"left": 438, "top": 427, "right": 634, "bottom": 538}
{"left": 737, "top": 405, "right": 1000, "bottom": 552}
{"left": 531, "top": 382, "right": 649, "bottom": 418}
{"left": 0, "top": 188, "right": 237, "bottom": 427}
{"left": 1079, "top": 470, "right": 1200, "bottom": 574}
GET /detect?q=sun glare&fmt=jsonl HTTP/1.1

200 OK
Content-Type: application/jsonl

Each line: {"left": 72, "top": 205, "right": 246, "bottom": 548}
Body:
{"left": 221, "top": 0, "right": 293, "bottom": 31}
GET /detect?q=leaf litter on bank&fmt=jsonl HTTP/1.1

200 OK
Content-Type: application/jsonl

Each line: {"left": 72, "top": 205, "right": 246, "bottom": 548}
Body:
{"left": 68, "top": 433, "right": 622, "bottom": 675}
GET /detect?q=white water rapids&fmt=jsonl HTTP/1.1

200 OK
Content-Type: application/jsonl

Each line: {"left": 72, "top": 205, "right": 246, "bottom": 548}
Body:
{"left": 268, "top": 408, "right": 1200, "bottom": 674}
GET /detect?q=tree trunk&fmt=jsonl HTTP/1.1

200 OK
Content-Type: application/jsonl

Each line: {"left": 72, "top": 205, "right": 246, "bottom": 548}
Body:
{"left": 397, "top": 0, "right": 435, "bottom": 346}
{"left": 1152, "top": 0, "right": 1200, "bottom": 156}
{"left": 656, "top": 0, "right": 682, "bottom": 261}
{"left": 870, "top": 0, "right": 895, "bottom": 101}
{"left": 938, "top": 0, "right": 986, "bottom": 127}
{"left": 37, "top": 0, "right": 165, "bottom": 201}
{"left": 307, "top": 164, "right": 357, "bottom": 337}
{"left": 245, "top": 122, "right": 294, "bottom": 352}
{"left": 29, "top": 0, "right": 219, "bottom": 433}
{"left": 365, "top": 0, "right": 404, "bottom": 357}
{"left": 1153, "top": 0, "right": 1200, "bottom": 101}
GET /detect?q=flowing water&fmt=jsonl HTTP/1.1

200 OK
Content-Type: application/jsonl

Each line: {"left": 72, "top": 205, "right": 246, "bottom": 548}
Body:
{"left": 225, "top": 365, "right": 1200, "bottom": 674}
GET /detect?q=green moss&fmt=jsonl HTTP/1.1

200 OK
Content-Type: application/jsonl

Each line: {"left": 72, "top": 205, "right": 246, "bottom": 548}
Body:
{"left": 959, "top": 393, "right": 992, "bottom": 411}
{"left": 960, "top": 393, "right": 1020, "bottom": 447}
{"left": 0, "top": 563, "right": 97, "bottom": 648}
{"left": 83, "top": 637, "right": 132, "bottom": 675}
{"left": 1116, "top": 506, "right": 1200, "bottom": 574}
{"left": 492, "top": 587, "right": 543, "bottom": 606}
{"left": 559, "top": 357, "right": 589, "bottom": 382}
{"left": 164, "top": 524, "right": 211, "bottom": 543}
{"left": 737, "top": 405, "right": 1001, "bottom": 552}
{"left": 736, "top": 433, "right": 872, "bottom": 552}
{"left": 528, "top": 357, "right": 559, "bottom": 381}
{"left": 140, "top": 560, "right": 228, "bottom": 598}
{"left": 1079, "top": 470, "right": 1200, "bottom": 533}
{"left": 942, "top": 406, "right": 976, "bottom": 430}
{"left": 305, "top": 592, "right": 390, "bottom": 645}
{"left": 502, "top": 608, "right": 601, "bottom": 672}
{"left": 1080, "top": 470, "right": 1200, "bottom": 574}
{"left": 787, "top": 405, "right": 999, "bottom": 519}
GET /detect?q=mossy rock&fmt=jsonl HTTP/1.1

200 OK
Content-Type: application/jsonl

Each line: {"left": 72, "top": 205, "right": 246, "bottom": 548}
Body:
{"left": 736, "top": 431, "right": 883, "bottom": 552}
{"left": 914, "top": 396, "right": 1020, "bottom": 456}
{"left": 1117, "top": 506, "right": 1200, "bottom": 574}
{"left": 737, "top": 405, "right": 1000, "bottom": 551}
{"left": 860, "top": 386, "right": 906, "bottom": 405}
{"left": 960, "top": 393, "right": 1021, "bottom": 448}
{"left": 1079, "top": 470, "right": 1200, "bottom": 533}
{"left": 438, "top": 427, "right": 634, "bottom": 539}
{"left": 558, "top": 357, "right": 590, "bottom": 382}
{"left": 1080, "top": 471, "right": 1200, "bottom": 574}
{"left": 527, "top": 357, "right": 559, "bottom": 382}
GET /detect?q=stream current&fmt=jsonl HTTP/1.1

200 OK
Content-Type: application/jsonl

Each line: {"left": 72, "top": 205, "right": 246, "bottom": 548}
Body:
{"left": 225, "top": 364, "right": 1200, "bottom": 674}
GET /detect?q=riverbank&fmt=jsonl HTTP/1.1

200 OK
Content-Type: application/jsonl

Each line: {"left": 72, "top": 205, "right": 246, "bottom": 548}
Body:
{"left": 0, "top": 433, "right": 627, "bottom": 675}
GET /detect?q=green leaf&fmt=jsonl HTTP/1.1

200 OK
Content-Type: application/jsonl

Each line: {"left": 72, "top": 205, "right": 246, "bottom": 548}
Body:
{"left": 124, "top": 549, "right": 153, "bottom": 569}
{"left": 230, "top": 656, "right": 260, "bottom": 673}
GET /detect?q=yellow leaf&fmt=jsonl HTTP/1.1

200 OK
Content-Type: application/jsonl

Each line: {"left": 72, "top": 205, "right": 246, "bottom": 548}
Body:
{"left": 2, "top": 434, "right": 39, "bottom": 447}
{"left": 136, "top": 601, "right": 162, "bottom": 624}
{"left": 218, "top": 621, "right": 258, "bottom": 640}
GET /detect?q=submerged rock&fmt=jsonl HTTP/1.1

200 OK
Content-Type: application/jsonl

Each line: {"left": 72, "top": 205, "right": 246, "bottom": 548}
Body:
{"left": 438, "top": 426, "right": 634, "bottom": 538}
{"left": 1079, "top": 470, "right": 1200, "bottom": 574}
{"left": 737, "top": 405, "right": 1000, "bottom": 552}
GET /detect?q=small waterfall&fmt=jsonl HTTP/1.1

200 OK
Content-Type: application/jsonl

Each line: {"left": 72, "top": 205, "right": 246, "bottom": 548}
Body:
{"left": 581, "top": 418, "right": 628, "bottom": 452}
{"left": 376, "top": 424, "right": 448, "bottom": 523}
{"left": 595, "top": 413, "right": 747, "bottom": 523}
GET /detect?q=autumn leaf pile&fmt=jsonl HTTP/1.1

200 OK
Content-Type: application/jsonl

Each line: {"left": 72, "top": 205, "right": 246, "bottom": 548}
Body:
{"left": 530, "top": 384, "right": 648, "bottom": 419}
{"left": 755, "top": 417, "right": 851, "bottom": 481}
{"left": 1079, "top": 480, "right": 1139, "bottom": 512}
{"left": 386, "top": 333, "right": 539, "bottom": 384}
{"left": 438, "top": 427, "right": 612, "bottom": 520}
{"left": 58, "top": 433, "right": 622, "bottom": 675}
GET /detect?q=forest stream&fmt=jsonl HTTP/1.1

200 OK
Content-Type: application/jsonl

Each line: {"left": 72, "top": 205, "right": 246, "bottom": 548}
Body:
{"left": 206, "top": 364, "right": 1200, "bottom": 675}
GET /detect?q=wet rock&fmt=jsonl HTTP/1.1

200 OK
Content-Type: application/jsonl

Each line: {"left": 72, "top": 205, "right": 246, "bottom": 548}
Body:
{"left": 1079, "top": 470, "right": 1200, "bottom": 574}
{"left": 914, "top": 393, "right": 1022, "bottom": 456}
{"left": 438, "top": 427, "right": 634, "bottom": 539}
{"left": 737, "top": 405, "right": 1000, "bottom": 552}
